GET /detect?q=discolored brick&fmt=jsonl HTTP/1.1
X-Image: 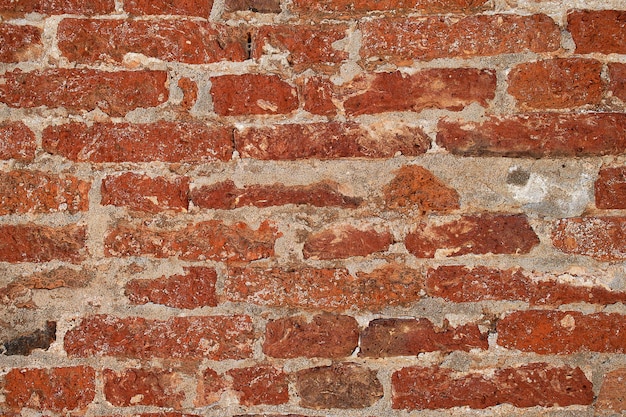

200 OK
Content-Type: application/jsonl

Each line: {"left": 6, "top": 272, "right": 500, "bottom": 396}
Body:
{"left": 552, "top": 217, "right": 626, "bottom": 260}
{"left": 609, "top": 63, "right": 626, "bottom": 102}
{"left": 596, "top": 167, "right": 626, "bottom": 209}
{"left": 0, "top": 0, "right": 114, "bottom": 15}
{"left": 597, "top": 368, "right": 626, "bottom": 412}
{"left": 1, "top": 321, "right": 56, "bottom": 356}
{"left": 102, "top": 173, "right": 189, "bottom": 213}
{"left": 298, "top": 76, "right": 337, "bottom": 116}
{"left": 195, "top": 368, "right": 226, "bottom": 407}
{"left": 292, "top": 0, "right": 489, "bottom": 16}
{"left": 228, "top": 366, "right": 289, "bottom": 406}
{"left": 303, "top": 225, "right": 393, "bottom": 259}
{"left": 104, "top": 368, "right": 185, "bottom": 408}
{"left": 225, "top": 0, "right": 281, "bottom": 12}
{"left": 125, "top": 0, "right": 212, "bottom": 16}
{"left": 0, "top": 122, "right": 36, "bottom": 161}
{"left": 0, "top": 24, "right": 41, "bottom": 62}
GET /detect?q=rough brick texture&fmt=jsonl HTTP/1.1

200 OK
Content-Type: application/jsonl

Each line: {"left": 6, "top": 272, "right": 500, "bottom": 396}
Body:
{"left": 0, "top": 24, "right": 41, "bottom": 62}
{"left": 0, "top": 225, "right": 87, "bottom": 263}
{"left": 0, "top": 122, "right": 36, "bottom": 161}
{"left": 103, "top": 368, "right": 185, "bottom": 408}
{"left": 102, "top": 173, "right": 189, "bottom": 213}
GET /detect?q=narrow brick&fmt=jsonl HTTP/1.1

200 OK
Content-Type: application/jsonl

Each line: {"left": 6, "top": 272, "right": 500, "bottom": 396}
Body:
{"left": 303, "top": 225, "right": 393, "bottom": 259}
{"left": 196, "top": 368, "right": 226, "bottom": 407}
{"left": 0, "top": 24, "right": 41, "bottom": 62}
{"left": 64, "top": 314, "right": 254, "bottom": 360}
{"left": 595, "top": 167, "right": 626, "bottom": 209}
{"left": 552, "top": 217, "right": 626, "bottom": 261}
{"left": 0, "top": 0, "right": 114, "bottom": 15}
{"left": 43, "top": 122, "right": 233, "bottom": 163}
{"left": 609, "top": 63, "right": 626, "bottom": 103}
{"left": 0, "top": 69, "right": 167, "bottom": 116}
{"left": 392, "top": 363, "right": 593, "bottom": 409}
{"left": 568, "top": 10, "right": 626, "bottom": 55}
{"left": 293, "top": 0, "right": 489, "bottom": 16}
{"left": 0, "top": 122, "right": 36, "bottom": 161}
{"left": 228, "top": 366, "right": 289, "bottom": 406}
{"left": 597, "top": 369, "right": 626, "bottom": 412}
{"left": 263, "top": 314, "right": 359, "bottom": 358}
{"left": 102, "top": 173, "right": 189, "bottom": 213}
{"left": 0, "top": 224, "right": 86, "bottom": 263}
{"left": 104, "top": 368, "right": 185, "bottom": 408}
{"left": 298, "top": 76, "right": 337, "bottom": 116}
{"left": 178, "top": 77, "right": 198, "bottom": 110}
{"left": 125, "top": 0, "right": 212, "bottom": 16}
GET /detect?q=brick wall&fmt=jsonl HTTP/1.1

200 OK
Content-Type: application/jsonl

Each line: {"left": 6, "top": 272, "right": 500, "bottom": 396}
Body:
{"left": 1, "top": 0, "right": 626, "bottom": 416}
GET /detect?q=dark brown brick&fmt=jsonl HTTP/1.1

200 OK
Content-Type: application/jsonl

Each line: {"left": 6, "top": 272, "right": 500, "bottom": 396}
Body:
{"left": 568, "top": 10, "right": 626, "bottom": 54}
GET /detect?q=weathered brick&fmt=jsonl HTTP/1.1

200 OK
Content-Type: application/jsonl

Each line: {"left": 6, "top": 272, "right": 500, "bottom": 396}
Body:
{"left": 405, "top": 214, "right": 539, "bottom": 258}
{"left": 223, "top": 264, "right": 423, "bottom": 311}
{"left": 508, "top": 58, "right": 604, "bottom": 109}
{"left": 296, "top": 363, "right": 383, "bottom": 409}
{"left": 178, "top": 77, "right": 198, "bottom": 110}
{"left": 0, "top": 170, "right": 90, "bottom": 215}
{"left": 125, "top": 0, "right": 211, "bottom": 16}
{"left": 263, "top": 314, "right": 359, "bottom": 358}
{"left": 43, "top": 122, "right": 233, "bottom": 163}
{"left": 211, "top": 74, "right": 298, "bottom": 116}
{"left": 125, "top": 267, "right": 218, "bottom": 309}
{"left": 104, "top": 368, "right": 185, "bottom": 408}
{"left": 568, "top": 10, "right": 626, "bottom": 55}
{"left": 0, "top": 224, "right": 87, "bottom": 263}
{"left": 228, "top": 366, "right": 289, "bottom": 406}
{"left": 0, "top": 24, "right": 41, "bottom": 62}
{"left": 1, "top": 321, "right": 56, "bottom": 356}
{"left": 595, "top": 167, "right": 626, "bottom": 209}
{"left": 293, "top": 0, "right": 489, "bottom": 16}
{"left": 344, "top": 69, "right": 495, "bottom": 116}
{"left": 191, "top": 180, "right": 361, "bottom": 209}
{"left": 225, "top": 0, "right": 281, "bottom": 12}
{"left": 0, "top": 122, "right": 36, "bottom": 161}
{"left": 427, "top": 266, "right": 626, "bottom": 306}
{"left": 437, "top": 113, "right": 626, "bottom": 158}
{"left": 0, "top": 0, "right": 114, "bottom": 15}
{"left": 64, "top": 314, "right": 254, "bottom": 360}
{"left": 360, "top": 318, "right": 487, "bottom": 357}
{"left": 597, "top": 368, "right": 626, "bottom": 412}
{"left": 392, "top": 363, "right": 593, "bottom": 409}
{"left": 552, "top": 217, "right": 626, "bottom": 260}
{"left": 102, "top": 173, "right": 189, "bottom": 213}
{"left": 497, "top": 310, "right": 626, "bottom": 354}
{"left": 59, "top": 19, "right": 247, "bottom": 65}
{"left": 303, "top": 225, "right": 393, "bottom": 259}
{"left": 195, "top": 368, "right": 226, "bottom": 407}
{"left": 235, "top": 122, "right": 429, "bottom": 160}
{"left": 105, "top": 220, "right": 278, "bottom": 262}
{"left": 298, "top": 76, "right": 337, "bottom": 116}
{"left": 609, "top": 63, "right": 626, "bottom": 102}
{"left": 361, "top": 14, "right": 559, "bottom": 63}
{"left": 4, "top": 366, "right": 95, "bottom": 411}
{"left": 0, "top": 69, "right": 167, "bottom": 116}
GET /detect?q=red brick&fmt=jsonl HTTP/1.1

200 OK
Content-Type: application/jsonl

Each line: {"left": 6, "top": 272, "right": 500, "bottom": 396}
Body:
{"left": 360, "top": 14, "right": 559, "bottom": 63}
{"left": 293, "top": 0, "right": 488, "bottom": 16}
{"left": 105, "top": 220, "right": 278, "bottom": 262}
{"left": 125, "top": 0, "right": 211, "bottom": 16}
{"left": 196, "top": 368, "right": 226, "bottom": 407}
{"left": 228, "top": 366, "right": 289, "bottom": 406}
{"left": 597, "top": 368, "right": 626, "bottom": 412}
{"left": 178, "top": 77, "right": 198, "bottom": 110}
{"left": 298, "top": 76, "right": 337, "bottom": 116}
{"left": 104, "top": 368, "right": 185, "bottom": 408}
{"left": 0, "top": 0, "right": 114, "bottom": 15}
{"left": 225, "top": 0, "right": 280, "bottom": 12}
{"left": 0, "top": 24, "right": 41, "bottom": 62}
{"left": 191, "top": 180, "right": 361, "bottom": 209}
{"left": 263, "top": 314, "right": 359, "bottom": 358}
{"left": 0, "top": 69, "right": 167, "bottom": 116}
{"left": 596, "top": 167, "right": 626, "bottom": 209}
{"left": 427, "top": 266, "right": 626, "bottom": 306}
{"left": 344, "top": 69, "right": 495, "bottom": 116}
{"left": 223, "top": 263, "right": 423, "bottom": 311}
{"left": 102, "top": 173, "right": 189, "bottom": 213}
{"left": 497, "top": 310, "right": 626, "bottom": 354}
{"left": 437, "top": 113, "right": 626, "bottom": 158}
{"left": 508, "top": 59, "right": 604, "bottom": 109}
{"left": 43, "top": 122, "right": 233, "bottom": 163}
{"left": 552, "top": 217, "right": 626, "bottom": 261}
{"left": 609, "top": 63, "right": 626, "bottom": 102}
{"left": 59, "top": 19, "right": 247, "bottom": 65}
{"left": 392, "top": 363, "right": 593, "bottom": 410}
{"left": 303, "top": 225, "right": 392, "bottom": 259}
{"left": 360, "top": 318, "right": 487, "bottom": 357}
{"left": 0, "top": 224, "right": 86, "bottom": 263}
{"left": 296, "top": 363, "right": 383, "bottom": 409}
{"left": 235, "top": 122, "right": 429, "bottom": 160}
{"left": 0, "top": 122, "right": 36, "bottom": 161}
{"left": 64, "top": 314, "right": 254, "bottom": 360}
{"left": 405, "top": 214, "right": 539, "bottom": 258}
{"left": 4, "top": 366, "right": 95, "bottom": 411}
{"left": 125, "top": 267, "right": 218, "bottom": 309}
{"left": 568, "top": 10, "right": 626, "bottom": 55}
{"left": 211, "top": 74, "right": 298, "bottom": 116}
{"left": 0, "top": 170, "right": 89, "bottom": 215}
{"left": 384, "top": 165, "right": 459, "bottom": 213}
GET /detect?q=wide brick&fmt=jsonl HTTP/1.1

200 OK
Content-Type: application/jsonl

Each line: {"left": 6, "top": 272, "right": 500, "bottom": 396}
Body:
{"left": 191, "top": 180, "right": 361, "bottom": 209}
{"left": 4, "top": 366, "right": 95, "bottom": 411}
{"left": 0, "top": 122, "right": 36, "bottom": 161}
{"left": 437, "top": 113, "right": 626, "bottom": 158}
{"left": 211, "top": 74, "right": 298, "bottom": 116}
{"left": 263, "top": 314, "right": 359, "bottom": 358}
{"left": 609, "top": 63, "right": 626, "bottom": 102}
{"left": 59, "top": 19, "right": 247, "bottom": 65}
{"left": 384, "top": 165, "right": 459, "bottom": 213}
{"left": 392, "top": 363, "right": 593, "bottom": 409}
{"left": 196, "top": 368, "right": 226, "bottom": 407}
{"left": 508, "top": 59, "right": 604, "bottom": 109}
{"left": 223, "top": 263, "right": 423, "bottom": 311}
{"left": 344, "top": 69, "right": 495, "bottom": 116}
{"left": 303, "top": 225, "right": 393, "bottom": 259}
{"left": 43, "top": 122, "right": 233, "bottom": 163}
{"left": 104, "top": 368, "right": 185, "bottom": 408}
{"left": 497, "top": 310, "right": 626, "bottom": 354}
{"left": 105, "top": 220, "right": 278, "bottom": 262}
{"left": 296, "top": 363, "right": 383, "bottom": 409}
{"left": 0, "top": 224, "right": 86, "bottom": 263}
{"left": 298, "top": 76, "right": 336, "bottom": 116}
{"left": 405, "top": 214, "right": 539, "bottom": 258}
{"left": 102, "top": 173, "right": 189, "bottom": 213}
{"left": 0, "top": 24, "right": 41, "bottom": 62}
{"left": 235, "top": 122, "right": 429, "bottom": 160}
{"left": 64, "top": 314, "right": 254, "bottom": 359}
{"left": 597, "top": 369, "right": 626, "bottom": 412}
{"left": 228, "top": 366, "right": 289, "bottom": 406}
{"left": 595, "top": 167, "right": 626, "bottom": 209}
{"left": 360, "top": 318, "right": 487, "bottom": 357}
{"left": 125, "top": 0, "right": 211, "bottom": 16}
{"left": 292, "top": 0, "right": 489, "bottom": 16}
{"left": 427, "top": 266, "right": 626, "bottom": 306}
{"left": 360, "top": 14, "right": 559, "bottom": 63}
{"left": 0, "top": 69, "right": 167, "bottom": 116}
{"left": 125, "top": 267, "right": 218, "bottom": 309}
{"left": 0, "top": 0, "right": 114, "bottom": 15}
{"left": 568, "top": 10, "right": 626, "bottom": 55}
{"left": 552, "top": 217, "right": 626, "bottom": 260}
{"left": 225, "top": 0, "right": 281, "bottom": 12}
{"left": 0, "top": 170, "right": 90, "bottom": 215}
